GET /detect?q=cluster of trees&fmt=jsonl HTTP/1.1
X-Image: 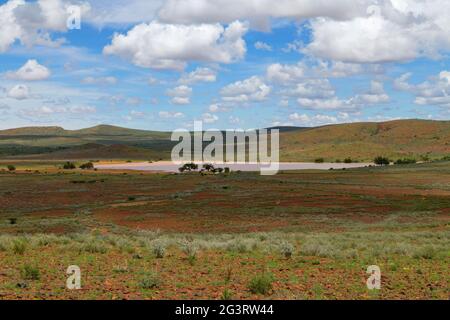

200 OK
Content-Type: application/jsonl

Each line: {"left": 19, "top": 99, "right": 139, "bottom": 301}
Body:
{"left": 374, "top": 156, "right": 390, "bottom": 166}
{"left": 178, "top": 163, "right": 230, "bottom": 174}
{"left": 62, "top": 162, "right": 94, "bottom": 170}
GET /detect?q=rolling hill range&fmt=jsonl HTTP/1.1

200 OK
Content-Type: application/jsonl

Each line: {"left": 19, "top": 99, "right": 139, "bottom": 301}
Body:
{"left": 0, "top": 120, "right": 449, "bottom": 161}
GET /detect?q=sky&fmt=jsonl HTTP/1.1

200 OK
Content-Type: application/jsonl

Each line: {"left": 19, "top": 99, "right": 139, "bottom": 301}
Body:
{"left": 0, "top": 0, "right": 449, "bottom": 131}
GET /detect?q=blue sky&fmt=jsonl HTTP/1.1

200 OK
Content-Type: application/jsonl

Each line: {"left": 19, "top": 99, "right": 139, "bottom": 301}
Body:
{"left": 0, "top": 0, "right": 449, "bottom": 130}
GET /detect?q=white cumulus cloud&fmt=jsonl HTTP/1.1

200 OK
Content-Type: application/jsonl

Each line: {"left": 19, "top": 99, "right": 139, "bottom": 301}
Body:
{"left": 5, "top": 59, "right": 51, "bottom": 81}
{"left": 103, "top": 20, "right": 248, "bottom": 70}
{"left": 7, "top": 84, "right": 30, "bottom": 100}
{"left": 221, "top": 76, "right": 271, "bottom": 103}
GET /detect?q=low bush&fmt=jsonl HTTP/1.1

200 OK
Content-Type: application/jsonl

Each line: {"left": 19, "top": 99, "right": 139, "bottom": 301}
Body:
{"left": 374, "top": 156, "right": 390, "bottom": 166}
{"left": 344, "top": 158, "right": 353, "bottom": 164}
{"left": 152, "top": 241, "right": 166, "bottom": 258}
{"left": 63, "top": 162, "right": 76, "bottom": 170}
{"left": 279, "top": 241, "right": 295, "bottom": 259}
{"left": 79, "top": 162, "right": 94, "bottom": 170}
{"left": 248, "top": 273, "right": 274, "bottom": 295}
{"left": 12, "top": 239, "right": 26, "bottom": 255}
{"left": 139, "top": 272, "right": 161, "bottom": 289}
{"left": 21, "top": 265, "right": 40, "bottom": 280}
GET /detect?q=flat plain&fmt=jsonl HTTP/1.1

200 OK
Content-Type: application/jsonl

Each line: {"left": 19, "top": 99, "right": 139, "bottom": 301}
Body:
{"left": 0, "top": 161, "right": 448, "bottom": 300}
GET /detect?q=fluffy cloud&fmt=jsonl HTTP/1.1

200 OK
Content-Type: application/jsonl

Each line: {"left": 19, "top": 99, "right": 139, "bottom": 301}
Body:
{"left": 19, "top": 105, "right": 96, "bottom": 117}
{"left": 158, "top": 1, "right": 450, "bottom": 64}
{"left": 353, "top": 81, "right": 390, "bottom": 104}
{"left": 84, "top": 0, "right": 162, "bottom": 26}
{"left": 394, "top": 71, "right": 450, "bottom": 108}
{"left": 286, "top": 79, "right": 335, "bottom": 99}
{"left": 266, "top": 63, "right": 305, "bottom": 83}
{"left": 288, "top": 79, "right": 389, "bottom": 111}
{"left": 0, "top": 0, "right": 90, "bottom": 52}
{"left": 200, "top": 112, "right": 219, "bottom": 124}
{"left": 208, "top": 103, "right": 230, "bottom": 113}
{"left": 159, "top": 111, "right": 185, "bottom": 119}
{"left": 158, "top": 0, "right": 369, "bottom": 29}
{"left": 221, "top": 76, "right": 271, "bottom": 103}
{"left": 103, "top": 20, "right": 248, "bottom": 70}
{"left": 7, "top": 84, "right": 30, "bottom": 100}
{"left": 81, "top": 76, "right": 118, "bottom": 85}
{"left": 167, "top": 85, "right": 192, "bottom": 105}
{"left": 289, "top": 113, "right": 339, "bottom": 126}
{"left": 304, "top": 1, "right": 450, "bottom": 63}
{"left": 5, "top": 59, "right": 51, "bottom": 81}
{"left": 179, "top": 67, "right": 217, "bottom": 84}
{"left": 266, "top": 60, "right": 365, "bottom": 84}
{"left": 254, "top": 41, "right": 272, "bottom": 51}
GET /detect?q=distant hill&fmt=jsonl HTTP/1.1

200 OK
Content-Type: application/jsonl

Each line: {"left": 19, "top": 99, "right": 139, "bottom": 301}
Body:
{"left": 0, "top": 124, "right": 169, "bottom": 138}
{"left": 1, "top": 120, "right": 449, "bottom": 161}
{"left": 280, "top": 119, "right": 450, "bottom": 161}
{"left": 15, "top": 143, "right": 170, "bottom": 160}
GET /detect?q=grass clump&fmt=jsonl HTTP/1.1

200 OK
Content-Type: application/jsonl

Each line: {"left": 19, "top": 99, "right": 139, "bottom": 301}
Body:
{"left": 221, "top": 288, "right": 233, "bottom": 300}
{"left": 12, "top": 239, "right": 27, "bottom": 255}
{"left": 81, "top": 242, "right": 107, "bottom": 254}
{"left": 21, "top": 265, "right": 40, "bottom": 280}
{"left": 279, "top": 241, "right": 295, "bottom": 259}
{"left": 181, "top": 241, "right": 198, "bottom": 265}
{"left": 413, "top": 246, "right": 436, "bottom": 260}
{"left": 248, "top": 272, "right": 274, "bottom": 295}
{"left": 139, "top": 272, "right": 161, "bottom": 289}
{"left": 152, "top": 241, "right": 166, "bottom": 259}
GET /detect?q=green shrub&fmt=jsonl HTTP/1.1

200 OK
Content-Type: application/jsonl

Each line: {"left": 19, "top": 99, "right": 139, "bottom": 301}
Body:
{"left": 152, "top": 241, "right": 166, "bottom": 258}
{"left": 8, "top": 217, "right": 17, "bottom": 225}
{"left": 12, "top": 239, "right": 26, "bottom": 255}
{"left": 314, "top": 158, "right": 324, "bottom": 163}
{"left": 221, "top": 289, "right": 233, "bottom": 300}
{"left": 7, "top": 165, "right": 16, "bottom": 171}
{"left": 79, "top": 162, "right": 94, "bottom": 170}
{"left": 344, "top": 158, "right": 353, "bottom": 164}
{"left": 280, "top": 241, "right": 295, "bottom": 259}
{"left": 413, "top": 246, "right": 436, "bottom": 260}
{"left": 81, "top": 242, "right": 107, "bottom": 254}
{"left": 63, "top": 162, "right": 76, "bottom": 170}
{"left": 181, "top": 241, "right": 198, "bottom": 265}
{"left": 21, "top": 265, "right": 40, "bottom": 280}
{"left": 248, "top": 273, "right": 274, "bottom": 295}
{"left": 179, "top": 163, "right": 198, "bottom": 172}
{"left": 139, "top": 272, "right": 161, "bottom": 289}
{"left": 202, "top": 163, "right": 215, "bottom": 172}
{"left": 374, "top": 156, "right": 390, "bottom": 166}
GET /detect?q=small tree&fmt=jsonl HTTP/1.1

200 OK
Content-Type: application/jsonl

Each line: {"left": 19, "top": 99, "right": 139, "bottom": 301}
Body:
{"left": 374, "top": 156, "right": 390, "bottom": 166}
{"left": 178, "top": 162, "right": 198, "bottom": 173}
{"left": 80, "top": 162, "right": 94, "bottom": 170}
{"left": 7, "top": 165, "right": 16, "bottom": 172}
{"left": 344, "top": 158, "right": 353, "bottom": 164}
{"left": 63, "top": 162, "right": 76, "bottom": 170}
{"left": 202, "top": 163, "right": 215, "bottom": 172}
{"left": 314, "top": 158, "right": 324, "bottom": 163}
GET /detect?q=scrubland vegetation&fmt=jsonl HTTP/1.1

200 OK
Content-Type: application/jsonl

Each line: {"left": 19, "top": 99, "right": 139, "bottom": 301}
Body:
{"left": 0, "top": 160, "right": 448, "bottom": 299}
